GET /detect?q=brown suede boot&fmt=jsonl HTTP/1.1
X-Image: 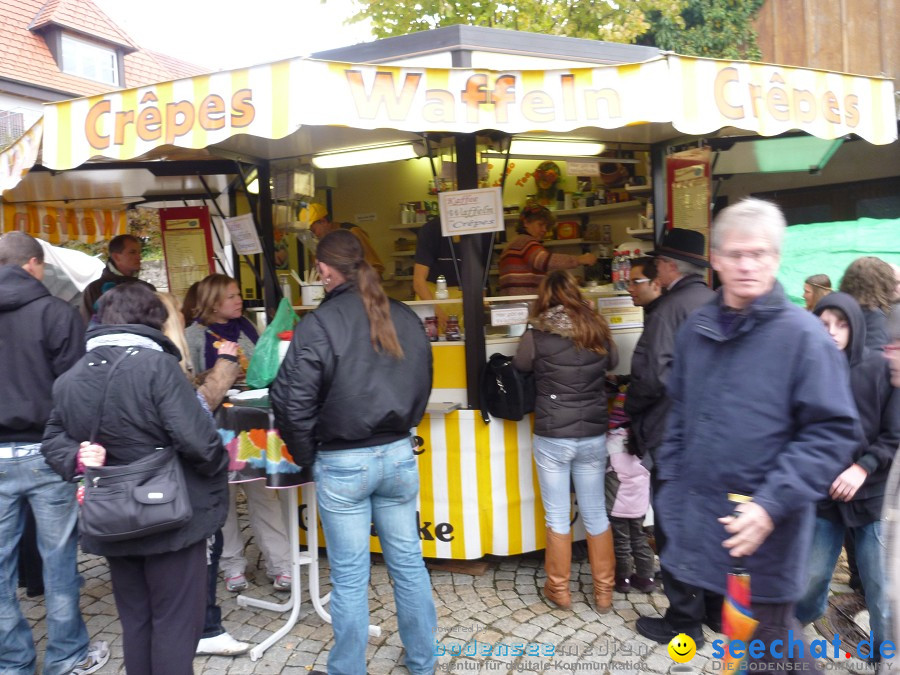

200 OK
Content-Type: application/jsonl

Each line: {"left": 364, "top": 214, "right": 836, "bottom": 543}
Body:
{"left": 586, "top": 529, "right": 615, "bottom": 613}
{"left": 543, "top": 529, "right": 572, "bottom": 609}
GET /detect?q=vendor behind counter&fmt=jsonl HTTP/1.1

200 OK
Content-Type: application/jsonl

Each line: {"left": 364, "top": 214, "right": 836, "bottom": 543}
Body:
{"left": 413, "top": 217, "right": 463, "bottom": 328}
{"left": 499, "top": 205, "right": 597, "bottom": 296}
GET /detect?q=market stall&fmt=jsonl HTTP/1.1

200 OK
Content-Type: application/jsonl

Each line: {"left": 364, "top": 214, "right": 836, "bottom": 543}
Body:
{"left": 1, "top": 26, "right": 896, "bottom": 562}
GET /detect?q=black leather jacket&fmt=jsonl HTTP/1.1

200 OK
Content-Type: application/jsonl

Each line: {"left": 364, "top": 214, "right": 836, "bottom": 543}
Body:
{"left": 271, "top": 284, "right": 433, "bottom": 466}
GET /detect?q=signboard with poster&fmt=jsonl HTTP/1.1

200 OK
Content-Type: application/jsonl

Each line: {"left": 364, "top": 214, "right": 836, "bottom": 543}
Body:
{"left": 666, "top": 147, "right": 712, "bottom": 258}
{"left": 159, "top": 206, "right": 215, "bottom": 298}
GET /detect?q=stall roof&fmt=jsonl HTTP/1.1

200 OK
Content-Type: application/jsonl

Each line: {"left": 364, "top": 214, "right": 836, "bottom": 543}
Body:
{"left": 311, "top": 24, "right": 662, "bottom": 70}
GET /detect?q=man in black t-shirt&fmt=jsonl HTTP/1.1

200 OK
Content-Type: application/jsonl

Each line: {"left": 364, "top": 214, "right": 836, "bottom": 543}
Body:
{"left": 413, "top": 217, "right": 463, "bottom": 328}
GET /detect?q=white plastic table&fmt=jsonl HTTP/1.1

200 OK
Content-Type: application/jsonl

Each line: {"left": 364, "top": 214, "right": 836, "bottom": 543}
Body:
{"left": 230, "top": 478, "right": 382, "bottom": 661}
{"left": 218, "top": 401, "right": 382, "bottom": 661}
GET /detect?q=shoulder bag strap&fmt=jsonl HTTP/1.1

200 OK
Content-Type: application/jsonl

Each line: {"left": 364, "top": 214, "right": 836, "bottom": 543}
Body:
{"left": 89, "top": 348, "right": 136, "bottom": 443}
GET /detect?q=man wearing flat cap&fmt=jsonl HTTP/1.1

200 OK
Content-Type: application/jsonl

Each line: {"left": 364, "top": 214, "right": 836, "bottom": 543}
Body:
{"left": 300, "top": 203, "right": 384, "bottom": 277}
{"left": 626, "top": 228, "right": 720, "bottom": 645}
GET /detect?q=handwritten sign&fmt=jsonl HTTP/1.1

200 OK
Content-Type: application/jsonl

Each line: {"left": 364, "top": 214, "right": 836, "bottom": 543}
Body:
{"left": 438, "top": 187, "right": 504, "bottom": 237}
{"left": 566, "top": 161, "right": 600, "bottom": 176}
{"left": 224, "top": 213, "right": 263, "bottom": 255}
{"left": 490, "top": 304, "right": 530, "bottom": 327}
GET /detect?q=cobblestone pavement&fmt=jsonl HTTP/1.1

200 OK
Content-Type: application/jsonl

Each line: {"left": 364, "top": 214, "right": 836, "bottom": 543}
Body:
{"left": 19, "top": 520, "right": 871, "bottom": 675}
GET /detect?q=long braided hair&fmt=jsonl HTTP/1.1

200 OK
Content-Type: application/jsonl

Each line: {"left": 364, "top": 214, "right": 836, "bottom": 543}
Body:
{"left": 317, "top": 229, "right": 404, "bottom": 358}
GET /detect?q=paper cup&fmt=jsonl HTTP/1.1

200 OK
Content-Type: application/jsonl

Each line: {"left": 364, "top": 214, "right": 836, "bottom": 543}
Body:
{"left": 300, "top": 283, "right": 325, "bottom": 306}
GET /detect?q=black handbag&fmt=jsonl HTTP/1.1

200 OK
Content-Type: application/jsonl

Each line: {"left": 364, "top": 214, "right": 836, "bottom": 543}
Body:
{"left": 480, "top": 352, "right": 536, "bottom": 423}
{"left": 79, "top": 348, "right": 193, "bottom": 542}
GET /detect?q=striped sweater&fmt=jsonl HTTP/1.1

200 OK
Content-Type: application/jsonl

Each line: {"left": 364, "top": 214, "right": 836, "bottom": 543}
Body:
{"left": 498, "top": 234, "right": 581, "bottom": 295}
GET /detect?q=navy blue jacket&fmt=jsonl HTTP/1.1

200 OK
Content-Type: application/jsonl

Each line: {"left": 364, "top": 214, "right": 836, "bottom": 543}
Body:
{"left": 656, "top": 282, "right": 861, "bottom": 602}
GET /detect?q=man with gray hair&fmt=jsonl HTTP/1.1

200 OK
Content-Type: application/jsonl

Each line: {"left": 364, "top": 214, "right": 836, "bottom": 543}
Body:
{"left": 628, "top": 228, "right": 718, "bottom": 645}
{"left": 652, "top": 199, "right": 861, "bottom": 669}
{"left": 0, "top": 232, "right": 109, "bottom": 674}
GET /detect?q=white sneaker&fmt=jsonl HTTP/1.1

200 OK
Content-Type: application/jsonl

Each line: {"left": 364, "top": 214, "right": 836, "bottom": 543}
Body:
{"left": 69, "top": 640, "right": 110, "bottom": 674}
{"left": 195, "top": 631, "right": 251, "bottom": 656}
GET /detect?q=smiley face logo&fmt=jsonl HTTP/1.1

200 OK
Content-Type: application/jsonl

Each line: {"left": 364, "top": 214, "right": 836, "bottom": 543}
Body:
{"left": 668, "top": 633, "right": 697, "bottom": 663}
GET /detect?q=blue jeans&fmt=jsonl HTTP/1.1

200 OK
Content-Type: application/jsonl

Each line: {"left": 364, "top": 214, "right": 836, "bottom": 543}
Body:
{"left": 533, "top": 435, "right": 609, "bottom": 535}
{"left": 202, "top": 530, "right": 224, "bottom": 639}
{"left": 0, "top": 452, "right": 89, "bottom": 674}
{"left": 796, "top": 517, "right": 890, "bottom": 655}
{"left": 314, "top": 438, "right": 437, "bottom": 675}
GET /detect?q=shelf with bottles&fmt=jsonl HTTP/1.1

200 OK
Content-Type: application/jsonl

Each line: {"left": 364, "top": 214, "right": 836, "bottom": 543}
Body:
{"left": 502, "top": 201, "right": 641, "bottom": 222}
{"left": 389, "top": 223, "right": 424, "bottom": 231}
{"left": 626, "top": 225, "right": 654, "bottom": 241}
{"left": 392, "top": 251, "right": 417, "bottom": 257}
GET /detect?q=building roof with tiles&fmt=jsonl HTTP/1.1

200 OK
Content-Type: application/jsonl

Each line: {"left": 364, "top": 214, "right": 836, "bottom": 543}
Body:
{"left": 0, "top": 0, "right": 210, "bottom": 100}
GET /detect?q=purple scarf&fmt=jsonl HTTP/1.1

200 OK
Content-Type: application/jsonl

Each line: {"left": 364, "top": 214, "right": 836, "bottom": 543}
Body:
{"left": 198, "top": 316, "right": 259, "bottom": 371}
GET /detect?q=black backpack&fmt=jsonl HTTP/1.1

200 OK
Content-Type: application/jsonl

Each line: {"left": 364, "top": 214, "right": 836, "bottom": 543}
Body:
{"left": 480, "top": 352, "right": 536, "bottom": 423}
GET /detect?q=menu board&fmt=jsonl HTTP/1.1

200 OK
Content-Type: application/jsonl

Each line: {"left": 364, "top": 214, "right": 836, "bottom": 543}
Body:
{"left": 159, "top": 206, "right": 215, "bottom": 298}
{"left": 438, "top": 187, "right": 504, "bottom": 236}
{"left": 666, "top": 147, "right": 712, "bottom": 248}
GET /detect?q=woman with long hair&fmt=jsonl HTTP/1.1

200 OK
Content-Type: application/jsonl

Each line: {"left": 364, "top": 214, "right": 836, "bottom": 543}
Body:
{"left": 498, "top": 204, "right": 597, "bottom": 296}
{"left": 513, "top": 270, "right": 618, "bottom": 612}
{"left": 840, "top": 256, "right": 896, "bottom": 348}
{"left": 42, "top": 283, "right": 229, "bottom": 675}
{"left": 802, "top": 273, "right": 832, "bottom": 311}
{"left": 184, "top": 274, "right": 292, "bottom": 593}
{"left": 271, "top": 229, "right": 437, "bottom": 675}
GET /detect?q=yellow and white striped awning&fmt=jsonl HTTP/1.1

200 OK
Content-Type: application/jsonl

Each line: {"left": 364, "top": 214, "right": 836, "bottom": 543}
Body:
{"left": 1, "top": 54, "right": 895, "bottom": 194}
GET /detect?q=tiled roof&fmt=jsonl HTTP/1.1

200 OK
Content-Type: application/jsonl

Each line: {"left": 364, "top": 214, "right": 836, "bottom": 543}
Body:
{"left": 0, "top": 0, "right": 210, "bottom": 99}
{"left": 29, "top": 0, "right": 134, "bottom": 49}
{"left": 125, "top": 49, "right": 209, "bottom": 86}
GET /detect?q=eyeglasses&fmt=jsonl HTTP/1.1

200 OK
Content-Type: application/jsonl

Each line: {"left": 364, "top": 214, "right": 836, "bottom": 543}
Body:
{"left": 716, "top": 249, "right": 774, "bottom": 263}
{"left": 627, "top": 278, "right": 651, "bottom": 286}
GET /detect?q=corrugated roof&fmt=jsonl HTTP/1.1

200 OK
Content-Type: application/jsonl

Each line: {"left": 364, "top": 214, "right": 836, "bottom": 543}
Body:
{"left": 0, "top": 0, "right": 209, "bottom": 98}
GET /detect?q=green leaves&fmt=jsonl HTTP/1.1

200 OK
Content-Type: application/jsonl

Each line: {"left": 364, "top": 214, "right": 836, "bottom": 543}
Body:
{"left": 336, "top": 0, "right": 763, "bottom": 61}
{"left": 343, "top": 0, "right": 686, "bottom": 44}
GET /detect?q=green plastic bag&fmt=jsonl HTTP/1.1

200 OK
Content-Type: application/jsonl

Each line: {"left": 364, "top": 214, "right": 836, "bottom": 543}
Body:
{"left": 245, "top": 297, "right": 300, "bottom": 388}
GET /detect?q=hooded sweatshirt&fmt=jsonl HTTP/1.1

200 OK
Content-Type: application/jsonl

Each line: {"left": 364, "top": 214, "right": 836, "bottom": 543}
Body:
{"left": 0, "top": 265, "right": 84, "bottom": 442}
{"left": 814, "top": 292, "right": 900, "bottom": 526}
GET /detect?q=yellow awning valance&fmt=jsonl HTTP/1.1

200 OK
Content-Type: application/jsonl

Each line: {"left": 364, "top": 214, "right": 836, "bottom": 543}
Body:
{"left": 2, "top": 54, "right": 894, "bottom": 183}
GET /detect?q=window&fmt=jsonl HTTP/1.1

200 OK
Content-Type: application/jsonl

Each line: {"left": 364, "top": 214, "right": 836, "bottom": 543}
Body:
{"left": 0, "top": 110, "right": 24, "bottom": 148}
{"left": 60, "top": 34, "right": 119, "bottom": 86}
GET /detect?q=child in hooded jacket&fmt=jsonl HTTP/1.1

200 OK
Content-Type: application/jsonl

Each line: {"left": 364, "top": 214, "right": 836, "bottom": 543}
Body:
{"left": 795, "top": 292, "right": 900, "bottom": 657}
{"left": 605, "top": 385, "right": 656, "bottom": 594}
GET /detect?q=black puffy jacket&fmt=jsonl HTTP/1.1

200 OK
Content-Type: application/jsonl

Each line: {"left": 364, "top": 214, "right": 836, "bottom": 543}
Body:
{"left": 513, "top": 305, "right": 618, "bottom": 439}
{"left": 41, "top": 324, "right": 229, "bottom": 557}
{"left": 271, "top": 283, "right": 433, "bottom": 466}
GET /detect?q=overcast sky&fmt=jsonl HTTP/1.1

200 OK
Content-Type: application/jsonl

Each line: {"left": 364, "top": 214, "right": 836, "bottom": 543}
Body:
{"left": 93, "top": 0, "right": 374, "bottom": 71}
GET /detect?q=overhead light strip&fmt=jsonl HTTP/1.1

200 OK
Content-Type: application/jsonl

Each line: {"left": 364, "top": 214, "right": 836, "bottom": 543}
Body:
{"left": 312, "top": 143, "right": 421, "bottom": 169}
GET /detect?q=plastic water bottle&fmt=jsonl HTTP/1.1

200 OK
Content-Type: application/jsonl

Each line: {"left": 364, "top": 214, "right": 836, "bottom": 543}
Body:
{"left": 435, "top": 275, "right": 449, "bottom": 300}
{"left": 611, "top": 251, "right": 620, "bottom": 289}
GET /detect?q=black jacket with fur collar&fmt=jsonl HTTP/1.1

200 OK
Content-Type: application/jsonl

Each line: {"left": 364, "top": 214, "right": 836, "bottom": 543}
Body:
{"left": 513, "top": 305, "right": 618, "bottom": 439}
